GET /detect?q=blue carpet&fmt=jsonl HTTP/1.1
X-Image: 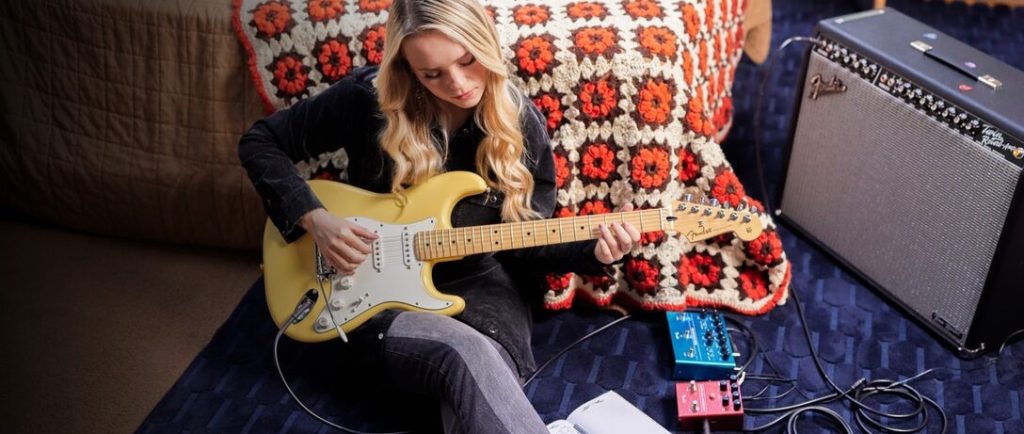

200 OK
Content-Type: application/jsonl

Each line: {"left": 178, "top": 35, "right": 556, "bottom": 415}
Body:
{"left": 139, "top": 0, "right": 1024, "bottom": 432}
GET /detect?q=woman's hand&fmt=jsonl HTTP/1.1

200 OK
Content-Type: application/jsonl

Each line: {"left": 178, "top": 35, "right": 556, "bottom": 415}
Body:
{"left": 594, "top": 203, "right": 642, "bottom": 265}
{"left": 300, "top": 208, "right": 379, "bottom": 275}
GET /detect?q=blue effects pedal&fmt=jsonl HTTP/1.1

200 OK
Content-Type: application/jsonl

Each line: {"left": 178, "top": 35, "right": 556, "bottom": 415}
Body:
{"left": 667, "top": 310, "right": 738, "bottom": 380}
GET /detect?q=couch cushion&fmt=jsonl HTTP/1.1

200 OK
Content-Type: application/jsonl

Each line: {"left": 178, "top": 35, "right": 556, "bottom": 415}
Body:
{"left": 0, "top": 0, "right": 268, "bottom": 249}
{"left": 233, "top": 0, "right": 790, "bottom": 314}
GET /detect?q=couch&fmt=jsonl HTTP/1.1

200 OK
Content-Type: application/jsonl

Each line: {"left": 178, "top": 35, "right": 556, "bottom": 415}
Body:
{"left": 0, "top": 0, "right": 772, "bottom": 251}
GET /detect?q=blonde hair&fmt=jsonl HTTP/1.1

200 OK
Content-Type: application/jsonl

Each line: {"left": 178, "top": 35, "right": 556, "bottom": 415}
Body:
{"left": 377, "top": 0, "right": 539, "bottom": 222}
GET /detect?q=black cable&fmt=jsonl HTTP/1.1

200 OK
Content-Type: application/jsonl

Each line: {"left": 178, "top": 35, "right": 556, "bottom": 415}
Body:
{"left": 752, "top": 36, "right": 824, "bottom": 213}
{"left": 273, "top": 291, "right": 411, "bottom": 434}
{"left": 523, "top": 313, "right": 633, "bottom": 387}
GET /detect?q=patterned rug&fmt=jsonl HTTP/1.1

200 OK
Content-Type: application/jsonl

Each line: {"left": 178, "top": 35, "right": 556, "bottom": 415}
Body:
{"left": 231, "top": 0, "right": 792, "bottom": 316}
{"left": 138, "top": 0, "right": 1024, "bottom": 432}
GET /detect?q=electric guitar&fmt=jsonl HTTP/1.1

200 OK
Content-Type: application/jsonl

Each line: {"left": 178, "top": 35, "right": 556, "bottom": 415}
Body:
{"left": 263, "top": 171, "right": 763, "bottom": 343}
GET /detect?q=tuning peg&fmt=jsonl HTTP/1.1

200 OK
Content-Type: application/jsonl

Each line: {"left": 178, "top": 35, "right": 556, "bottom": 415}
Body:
{"left": 736, "top": 204, "right": 747, "bottom": 212}
{"left": 716, "top": 210, "right": 726, "bottom": 218}
{"left": 723, "top": 202, "right": 733, "bottom": 209}
{"left": 700, "top": 196, "right": 708, "bottom": 204}
{"left": 743, "top": 215, "right": 752, "bottom": 223}
{"left": 709, "top": 198, "right": 720, "bottom": 207}
{"left": 684, "top": 193, "right": 694, "bottom": 203}
{"left": 729, "top": 213, "right": 739, "bottom": 221}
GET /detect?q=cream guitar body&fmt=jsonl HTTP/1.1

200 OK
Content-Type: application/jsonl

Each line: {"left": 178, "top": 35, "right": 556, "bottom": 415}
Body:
{"left": 263, "top": 171, "right": 763, "bottom": 343}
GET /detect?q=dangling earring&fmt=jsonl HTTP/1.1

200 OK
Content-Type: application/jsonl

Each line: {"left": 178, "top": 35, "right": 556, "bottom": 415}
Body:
{"left": 413, "top": 83, "right": 425, "bottom": 103}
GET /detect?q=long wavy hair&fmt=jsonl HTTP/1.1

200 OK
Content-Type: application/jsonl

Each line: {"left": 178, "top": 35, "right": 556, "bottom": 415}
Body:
{"left": 376, "top": 0, "right": 539, "bottom": 222}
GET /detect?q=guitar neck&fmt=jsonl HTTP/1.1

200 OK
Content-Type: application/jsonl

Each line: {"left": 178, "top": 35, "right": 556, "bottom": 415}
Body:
{"left": 415, "top": 209, "right": 670, "bottom": 261}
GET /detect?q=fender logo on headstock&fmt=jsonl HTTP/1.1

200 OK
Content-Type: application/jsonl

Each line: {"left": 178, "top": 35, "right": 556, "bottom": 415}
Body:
{"left": 687, "top": 221, "right": 714, "bottom": 239}
{"left": 809, "top": 74, "right": 847, "bottom": 100}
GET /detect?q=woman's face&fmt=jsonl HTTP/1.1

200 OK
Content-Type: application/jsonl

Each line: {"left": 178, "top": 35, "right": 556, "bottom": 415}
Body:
{"left": 402, "top": 30, "right": 488, "bottom": 113}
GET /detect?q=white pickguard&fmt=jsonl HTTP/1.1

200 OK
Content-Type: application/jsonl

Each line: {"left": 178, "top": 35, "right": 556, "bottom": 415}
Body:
{"left": 312, "top": 216, "right": 452, "bottom": 334}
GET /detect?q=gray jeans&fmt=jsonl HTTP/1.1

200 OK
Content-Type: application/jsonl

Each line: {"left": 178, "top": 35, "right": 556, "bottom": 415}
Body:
{"left": 382, "top": 311, "right": 548, "bottom": 434}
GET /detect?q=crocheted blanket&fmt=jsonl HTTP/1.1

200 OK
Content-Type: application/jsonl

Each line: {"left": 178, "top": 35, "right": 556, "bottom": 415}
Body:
{"left": 232, "top": 0, "right": 790, "bottom": 315}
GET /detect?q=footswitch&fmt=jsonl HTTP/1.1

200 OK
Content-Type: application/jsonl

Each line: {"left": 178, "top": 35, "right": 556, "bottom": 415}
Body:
{"left": 667, "top": 310, "right": 738, "bottom": 380}
{"left": 675, "top": 377, "right": 744, "bottom": 431}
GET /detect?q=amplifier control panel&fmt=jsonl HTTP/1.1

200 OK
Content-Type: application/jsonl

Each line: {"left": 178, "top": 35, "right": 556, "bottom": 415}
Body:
{"left": 814, "top": 37, "right": 1024, "bottom": 167}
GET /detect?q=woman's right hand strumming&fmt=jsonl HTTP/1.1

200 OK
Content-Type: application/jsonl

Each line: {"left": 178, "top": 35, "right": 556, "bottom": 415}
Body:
{"left": 299, "top": 208, "right": 379, "bottom": 275}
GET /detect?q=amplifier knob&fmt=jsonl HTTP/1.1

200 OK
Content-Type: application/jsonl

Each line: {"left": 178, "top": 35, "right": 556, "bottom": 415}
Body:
{"left": 954, "top": 113, "right": 968, "bottom": 124}
{"left": 920, "top": 94, "right": 933, "bottom": 107}
{"left": 965, "top": 119, "right": 981, "bottom": 133}
{"left": 932, "top": 101, "right": 945, "bottom": 113}
{"left": 942, "top": 107, "right": 955, "bottom": 119}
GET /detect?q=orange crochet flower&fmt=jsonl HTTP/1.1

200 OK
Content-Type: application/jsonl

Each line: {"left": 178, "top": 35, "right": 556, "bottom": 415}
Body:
{"left": 686, "top": 87, "right": 712, "bottom": 135}
{"left": 580, "top": 143, "right": 616, "bottom": 181}
{"left": 315, "top": 38, "right": 352, "bottom": 83}
{"left": 699, "top": 40, "right": 709, "bottom": 75}
{"left": 567, "top": 1, "right": 607, "bottom": 20}
{"left": 705, "top": 1, "right": 716, "bottom": 32}
{"left": 270, "top": 53, "right": 310, "bottom": 98}
{"left": 545, "top": 272, "right": 573, "bottom": 293}
{"left": 579, "top": 199, "right": 612, "bottom": 216}
{"left": 307, "top": 0, "right": 343, "bottom": 22}
{"left": 746, "top": 230, "right": 784, "bottom": 266}
{"left": 553, "top": 151, "right": 570, "bottom": 189}
{"left": 638, "top": 27, "right": 677, "bottom": 59}
{"left": 625, "top": 257, "right": 660, "bottom": 294}
{"left": 554, "top": 206, "right": 575, "bottom": 218}
{"left": 579, "top": 79, "right": 618, "bottom": 119}
{"left": 682, "top": 251, "right": 723, "bottom": 289}
{"left": 574, "top": 27, "right": 618, "bottom": 56}
{"left": 713, "top": 96, "right": 733, "bottom": 132}
{"left": 675, "top": 148, "right": 700, "bottom": 184}
{"left": 711, "top": 169, "right": 746, "bottom": 208}
{"left": 251, "top": 1, "right": 294, "bottom": 39}
{"left": 681, "top": 51, "right": 694, "bottom": 86}
{"left": 630, "top": 146, "right": 670, "bottom": 189}
{"left": 358, "top": 0, "right": 392, "bottom": 13}
{"left": 362, "top": 25, "right": 387, "bottom": 65}
{"left": 513, "top": 4, "right": 550, "bottom": 26}
{"left": 681, "top": 4, "right": 700, "bottom": 40}
{"left": 738, "top": 267, "right": 769, "bottom": 300}
{"left": 675, "top": 255, "right": 691, "bottom": 287}
{"left": 516, "top": 36, "right": 555, "bottom": 75}
{"left": 532, "top": 93, "right": 565, "bottom": 134}
{"left": 624, "top": 0, "right": 662, "bottom": 19}
{"left": 637, "top": 78, "right": 673, "bottom": 125}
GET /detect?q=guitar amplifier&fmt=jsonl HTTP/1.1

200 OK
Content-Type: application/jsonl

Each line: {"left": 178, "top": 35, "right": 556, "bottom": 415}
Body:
{"left": 778, "top": 8, "right": 1024, "bottom": 355}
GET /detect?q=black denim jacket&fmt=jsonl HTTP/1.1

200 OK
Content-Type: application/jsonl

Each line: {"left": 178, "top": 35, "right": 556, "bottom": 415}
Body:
{"left": 237, "top": 66, "right": 609, "bottom": 377}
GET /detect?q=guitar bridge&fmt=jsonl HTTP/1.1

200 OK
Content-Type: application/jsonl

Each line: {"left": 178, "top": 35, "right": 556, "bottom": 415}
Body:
{"left": 314, "top": 245, "right": 336, "bottom": 280}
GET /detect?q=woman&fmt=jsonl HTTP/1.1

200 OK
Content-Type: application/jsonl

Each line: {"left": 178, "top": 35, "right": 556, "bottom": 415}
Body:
{"left": 239, "top": 0, "right": 640, "bottom": 432}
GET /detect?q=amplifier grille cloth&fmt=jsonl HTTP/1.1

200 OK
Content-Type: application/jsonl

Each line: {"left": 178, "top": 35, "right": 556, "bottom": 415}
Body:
{"left": 781, "top": 52, "right": 1022, "bottom": 342}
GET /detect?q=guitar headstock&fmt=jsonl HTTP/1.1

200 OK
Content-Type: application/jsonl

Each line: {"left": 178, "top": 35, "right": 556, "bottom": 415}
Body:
{"left": 667, "top": 196, "right": 763, "bottom": 242}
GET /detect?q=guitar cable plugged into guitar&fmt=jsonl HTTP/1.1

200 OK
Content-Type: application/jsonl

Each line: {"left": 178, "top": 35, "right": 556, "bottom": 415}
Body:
{"left": 273, "top": 288, "right": 413, "bottom": 434}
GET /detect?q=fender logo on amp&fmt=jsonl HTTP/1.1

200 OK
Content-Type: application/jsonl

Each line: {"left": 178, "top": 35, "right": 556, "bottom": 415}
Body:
{"left": 808, "top": 74, "right": 847, "bottom": 100}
